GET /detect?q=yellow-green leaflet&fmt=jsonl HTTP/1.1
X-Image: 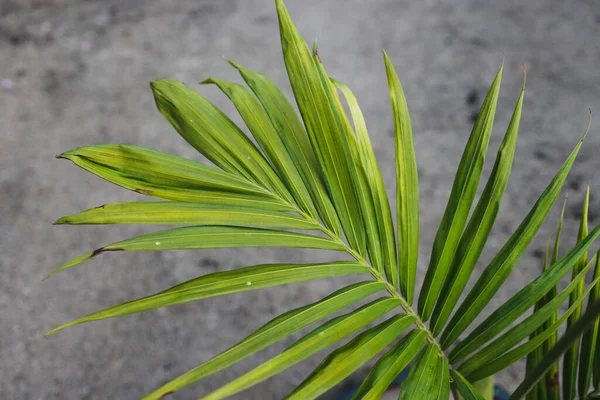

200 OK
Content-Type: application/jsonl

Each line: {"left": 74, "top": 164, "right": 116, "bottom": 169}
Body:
{"left": 228, "top": 61, "right": 341, "bottom": 235}
{"left": 285, "top": 314, "right": 415, "bottom": 400}
{"left": 419, "top": 65, "right": 502, "bottom": 321}
{"left": 442, "top": 126, "right": 589, "bottom": 349}
{"left": 141, "top": 281, "right": 385, "bottom": 400}
{"left": 276, "top": 0, "right": 366, "bottom": 256}
{"left": 350, "top": 331, "right": 427, "bottom": 400}
{"left": 333, "top": 78, "right": 398, "bottom": 288}
{"left": 464, "top": 264, "right": 600, "bottom": 382}
{"left": 431, "top": 81, "right": 523, "bottom": 336}
{"left": 383, "top": 51, "right": 419, "bottom": 298}
{"left": 201, "top": 298, "right": 401, "bottom": 400}
{"left": 47, "top": 226, "right": 345, "bottom": 278}
{"left": 55, "top": 202, "right": 319, "bottom": 229}
{"left": 46, "top": 261, "right": 369, "bottom": 336}
{"left": 151, "top": 79, "right": 293, "bottom": 202}
{"left": 563, "top": 186, "right": 590, "bottom": 400}
{"left": 202, "top": 78, "right": 317, "bottom": 218}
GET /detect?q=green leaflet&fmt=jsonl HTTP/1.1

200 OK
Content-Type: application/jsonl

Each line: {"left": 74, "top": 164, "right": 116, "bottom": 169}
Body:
{"left": 46, "top": 261, "right": 370, "bottom": 336}
{"left": 449, "top": 222, "right": 600, "bottom": 364}
{"left": 510, "top": 299, "right": 600, "bottom": 400}
{"left": 151, "top": 79, "right": 293, "bottom": 202}
{"left": 419, "top": 66, "right": 502, "bottom": 320}
{"left": 59, "top": 145, "right": 292, "bottom": 210}
{"left": 543, "top": 199, "right": 568, "bottom": 400}
{"left": 431, "top": 82, "right": 523, "bottom": 335}
{"left": 398, "top": 344, "right": 438, "bottom": 400}
{"left": 579, "top": 251, "right": 600, "bottom": 397}
{"left": 47, "top": 226, "right": 345, "bottom": 278}
{"left": 350, "top": 330, "right": 427, "bottom": 399}
{"left": 464, "top": 264, "right": 600, "bottom": 382}
{"left": 285, "top": 314, "right": 415, "bottom": 400}
{"left": 564, "top": 186, "right": 590, "bottom": 400}
{"left": 383, "top": 51, "right": 419, "bottom": 299}
{"left": 203, "top": 298, "right": 402, "bottom": 400}
{"left": 458, "top": 254, "right": 597, "bottom": 377}
{"left": 201, "top": 78, "right": 317, "bottom": 218}
{"left": 276, "top": 0, "right": 366, "bottom": 256}
{"left": 430, "top": 355, "right": 450, "bottom": 400}
{"left": 54, "top": 202, "right": 319, "bottom": 229}
{"left": 333, "top": 79, "right": 397, "bottom": 289}
{"left": 311, "top": 50, "right": 375, "bottom": 263}
{"left": 442, "top": 128, "right": 590, "bottom": 349}
{"left": 228, "top": 61, "right": 341, "bottom": 235}
{"left": 141, "top": 281, "right": 385, "bottom": 400}
{"left": 450, "top": 370, "right": 485, "bottom": 400}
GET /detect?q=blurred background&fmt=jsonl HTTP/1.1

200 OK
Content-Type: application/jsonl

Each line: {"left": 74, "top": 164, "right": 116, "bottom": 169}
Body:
{"left": 2, "top": 0, "right": 600, "bottom": 398}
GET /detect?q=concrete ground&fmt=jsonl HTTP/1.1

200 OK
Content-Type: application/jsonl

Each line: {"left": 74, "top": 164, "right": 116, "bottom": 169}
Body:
{"left": 2, "top": 0, "right": 600, "bottom": 398}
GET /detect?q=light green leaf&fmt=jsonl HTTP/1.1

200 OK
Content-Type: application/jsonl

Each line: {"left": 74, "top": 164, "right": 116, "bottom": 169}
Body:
{"left": 141, "top": 281, "right": 386, "bottom": 400}
{"left": 54, "top": 201, "right": 319, "bottom": 229}
{"left": 442, "top": 126, "right": 590, "bottom": 349}
{"left": 151, "top": 79, "right": 293, "bottom": 202}
{"left": 286, "top": 314, "right": 416, "bottom": 400}
{"left": 203, "top": 297, "right": 402, "bottom": 400}
{"left": 419, "top": 65, "right": 502, "bottom": 320}
{"left": 458, "top": 254, "right": 597, "bottom": 377}
{"left": 510, "top": 299, "right": 600, "bottom": 400}
{"left": 350, "top": 330, "right": 427, "bottom": 400}
{"left": 464, "top": 263, "right": 600, "bottom": 382}
{"left": 431, "top": 82, "right": 523, "bottom": 335}
{"left": 46, "top": 261, "right": 370, "bottom": 336}
{"left": 472, "top": 376, "right": 495, "bottom": 400}
{"left": 276, "top": 0, "right": 366, "bottom": 255}
{"left": 59, "top": 145, "right": 292, "bottom": 210}
{"left": 228, "top": 61, "right": 341, "bottom": 235}
{"left": 579, "top": 251, "right": 600, "bottom": 397}
{"left": 449, "top": 222, "right": 600, "bottom": 364}
{"left": 47, "top": 226, "right": 346, "bottom": 278}
{"left": 201, "top": 77, "right": 318, "bottom": 218}
{"left": 333, "top": 78, "right": 398, "bottom": 290}
{"left": 383, "top": 51, "right": 419, "bottom": 298}
{"left": 398, "top": 344, "right": 438, "bottom": 400}
{"left": 564, "top": 186, "right": 590, "bottom": 400}
{"left": 450, "top": 369, "right": 485, "bottom": 400}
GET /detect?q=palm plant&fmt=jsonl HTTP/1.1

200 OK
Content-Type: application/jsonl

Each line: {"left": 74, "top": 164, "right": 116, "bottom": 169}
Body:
{"left": 47, "top": 1, "right": 600, "bottom": 399}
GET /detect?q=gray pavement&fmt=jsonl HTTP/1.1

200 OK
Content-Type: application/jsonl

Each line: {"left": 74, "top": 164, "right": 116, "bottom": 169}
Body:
{"left": 2, "top": 0, "right": 600, "bottom": 398}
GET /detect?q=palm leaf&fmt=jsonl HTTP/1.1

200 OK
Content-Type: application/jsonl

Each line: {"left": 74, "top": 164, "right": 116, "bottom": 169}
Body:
{"left": 450, "top": 369, "right": 485, "bottom": 400}
{"left": 46, "top": 262, "right": 371, "bottom": 336}
{"left": 398, "top": 344, "right": 438, "bottom": 399}
{"left": 350, "top": 330, "right": 427, "bottom": 399}
{"left": 579, "top": 251, "right": 600, "bottom": 397}
{"left": 510, "top": 298, "right": 600, "bottom": 400}
{"left": 285, "top": 314, "right": 415, "bottom": 400}
{"left": 141, "top": 281, "right": 385, "bottom": 399}
{"left": 228, "top": 60, "right": 341, "bottom": 234}
{"left": 48, "top": 226, "right": 346, "bottom": 277}
{"left": 202, "top": 298, "right": 401, "bottom": 400}
{"left": 383, "top": 51, "right": 419, "bottom": 299}
{"left": 449, "top": 222, "right": 600, "bottom": 363}
{"left": 55, "top": 202, "right": 319, "bottom": 229}
{"left": 441, "top": 125, "right": 590, "bottom": 349}
{"left": 563, "top": 186, "right": 590, "bottom": 400}
{"left": 431, "top": 79, "right": 523, "bottom": 335}
{"left": 418, "top": 66, "right": 502, "bottom": 320}
{"left": 276, "top": 0, "right": 366, "bottom": 255}
{"left": 201, "top": 77, "right": 318, "bottom": 219}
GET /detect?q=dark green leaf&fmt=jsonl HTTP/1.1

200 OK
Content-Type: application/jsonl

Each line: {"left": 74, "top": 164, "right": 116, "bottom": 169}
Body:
{"left": 398, "top": 344, "right": 439, "bottom": 399}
